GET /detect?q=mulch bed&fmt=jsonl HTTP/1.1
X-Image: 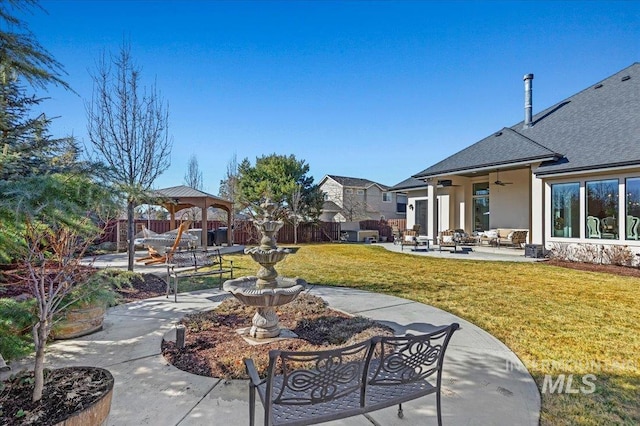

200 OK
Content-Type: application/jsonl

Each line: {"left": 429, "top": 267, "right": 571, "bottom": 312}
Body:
{"left": 162, "top": 294, "right": 394, "bottom": 379}
{"left": 541, "top": 259, "right": 640, "bottom": 277}
{"left": 0, "top": 367, "right": 113, "bottom": 425}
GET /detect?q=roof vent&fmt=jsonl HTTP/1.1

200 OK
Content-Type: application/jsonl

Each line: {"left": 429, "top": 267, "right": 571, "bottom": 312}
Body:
{"left": 621, "top": 75, "right": 631, "bottom": 81}
{"left": 594, "top": 83, "right": 603, "bottom": 89}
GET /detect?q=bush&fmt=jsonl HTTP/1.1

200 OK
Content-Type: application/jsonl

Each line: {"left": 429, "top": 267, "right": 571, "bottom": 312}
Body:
{"left": 0, "top": 298, "right": 36, "bottom": 361}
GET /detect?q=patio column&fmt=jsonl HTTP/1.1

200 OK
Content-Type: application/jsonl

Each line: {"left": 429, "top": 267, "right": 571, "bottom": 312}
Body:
{"left": 427, "top": 183, "right": 437, "bottom": 240}
{"left": 531, "top": 170, "right": 543, "bottom": 244}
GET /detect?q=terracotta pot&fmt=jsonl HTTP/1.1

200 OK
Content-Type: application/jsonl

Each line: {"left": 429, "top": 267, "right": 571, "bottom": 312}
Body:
{"left": 53, "top": 305, "right": 106, "bottom": 339}
{"left": 54, "top": 367, "right": 114, "bottom": 426}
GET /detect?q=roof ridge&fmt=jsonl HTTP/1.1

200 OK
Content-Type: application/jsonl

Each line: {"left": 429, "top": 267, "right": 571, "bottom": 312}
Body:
{"left": 501, "top": 127, "right": 563, "bottom": 157}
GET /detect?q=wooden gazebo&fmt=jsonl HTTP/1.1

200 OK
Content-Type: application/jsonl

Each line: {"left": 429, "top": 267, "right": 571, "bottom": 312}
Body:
{"left": 148, "top": 185, "right": 233, "bottom": 247}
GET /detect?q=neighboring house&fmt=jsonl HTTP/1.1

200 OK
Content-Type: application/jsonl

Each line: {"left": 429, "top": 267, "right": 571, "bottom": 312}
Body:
{"left": 319, "top": 175, "right": 407, "bottom": 222}
{"left": 390, "top": 63, "right": 640, "bottom": 252}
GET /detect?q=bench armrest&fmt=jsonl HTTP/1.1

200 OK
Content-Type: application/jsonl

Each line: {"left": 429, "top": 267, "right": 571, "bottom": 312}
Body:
{"left": 244, "top": 358, "right": 265, "bottom": 387}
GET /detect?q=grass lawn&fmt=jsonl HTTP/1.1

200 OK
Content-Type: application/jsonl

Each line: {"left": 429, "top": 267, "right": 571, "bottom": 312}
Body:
{"left": 218, "top": 243, "right": 639, "bottom": 426}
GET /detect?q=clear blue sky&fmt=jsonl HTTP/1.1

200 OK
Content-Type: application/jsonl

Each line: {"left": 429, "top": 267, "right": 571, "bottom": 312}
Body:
{"left": 25, "top": 1, "right": 640, "bottom": 194}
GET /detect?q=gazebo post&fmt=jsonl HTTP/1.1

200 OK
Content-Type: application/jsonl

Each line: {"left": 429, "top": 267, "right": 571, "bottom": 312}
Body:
{"left": 169, "top": 204, "right": 176, "bottom": 231}
{"left": 201, "top": 199, "right": 208, "bottom": 247}
{"left": 227, "top": 209, "right": 232, "bottom": 245}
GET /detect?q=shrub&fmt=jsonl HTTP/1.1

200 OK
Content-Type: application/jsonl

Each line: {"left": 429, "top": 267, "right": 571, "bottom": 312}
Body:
{"left": 0, "top": 298, "right": 36, "bottom": 361}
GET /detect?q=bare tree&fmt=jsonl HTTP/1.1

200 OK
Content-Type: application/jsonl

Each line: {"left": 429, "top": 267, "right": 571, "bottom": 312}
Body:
{"left": 184, "top": 154, "right": 203, "bottom": 190}
{"left": 288, "top": 184, "right": 303, "bottom": 244}
{"left": 86, "top": 42, "right": 172, "bottom": 270}
{"left": 183, "top": 154, "right": 203, "bottom": 220}
{"left": 219, "top": 153, "right": 240, "bottom": 244}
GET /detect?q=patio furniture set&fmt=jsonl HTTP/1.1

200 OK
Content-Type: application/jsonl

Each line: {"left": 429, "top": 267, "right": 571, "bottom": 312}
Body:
{"left": 392, "top": 225, "right": 529, "bottom": 252}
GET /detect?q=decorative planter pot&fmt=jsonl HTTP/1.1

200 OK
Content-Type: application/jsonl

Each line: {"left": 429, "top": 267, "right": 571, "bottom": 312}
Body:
{"left": 53, "top": 304, "right": 106, "bottom": 339}
{"left": 54, "top": 367, "right": 114, "bottom": 426}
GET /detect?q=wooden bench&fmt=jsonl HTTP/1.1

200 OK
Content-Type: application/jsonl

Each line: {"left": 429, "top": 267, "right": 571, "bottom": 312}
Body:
{"left": 245, "top": 323, "right": 459, "bottom": 426}
{"left": 165, "top": 249, "right": 233, "bottom": 302}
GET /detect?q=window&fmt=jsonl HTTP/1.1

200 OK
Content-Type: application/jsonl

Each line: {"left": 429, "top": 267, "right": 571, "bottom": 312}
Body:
{"left": 356, "top": 189, "right": 364, "bottom": 195}
{"left": 382, "top": 192, "right": 392, "bottom": 203}
{"left": 551, "top": 183, "right": 579, "bottom": 238}
{"left": 396, "top": 194, "right": 407, "bottom": 213}
{"left": 472, "top": 183, "right": 489, "bottom": 232}
{"left": 586, "top": 179, "right": 618, "bottom": 239}
{"left": 626, "top": 178, "right": 640, "bottom": 240}
{"left": 345, "top": 188, "right": 353, "bottom": 195}
{"left": 323, "top": 193, "right": 329, "bottom": 201}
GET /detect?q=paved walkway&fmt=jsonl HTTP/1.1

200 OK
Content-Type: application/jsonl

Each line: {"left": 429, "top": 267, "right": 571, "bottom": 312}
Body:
{"left": 378, "top": 241, "right": 541, "bottom": 262}
{"left": 5, "top": 287, "right": 540, "bottom": 425}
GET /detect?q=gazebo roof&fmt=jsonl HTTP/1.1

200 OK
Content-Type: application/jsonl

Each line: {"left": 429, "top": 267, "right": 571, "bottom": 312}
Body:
{"left": 148, "top": 185, "right": 232, "bottom": 212}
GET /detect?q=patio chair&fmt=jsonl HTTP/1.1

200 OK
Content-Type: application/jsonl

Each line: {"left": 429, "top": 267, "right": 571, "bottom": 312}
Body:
{"left": 391, "top": 224, "right": 403, "bottom": 244}
{"left": 627, "top": 215, "right": 639, "bottom": 240}
{"left": 586, "top": 216, "right": 601, "bottom": 238}
{"left": 438, "top": 230, "right": 458, "bottom": 252}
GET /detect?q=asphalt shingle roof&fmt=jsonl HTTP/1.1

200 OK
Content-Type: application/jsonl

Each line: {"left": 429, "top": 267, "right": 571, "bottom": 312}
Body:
{"left": 325, "top": 175, "right": 389, "bottom": 190}
{"left": 413, "top": 62, "right": 640, "bottom": 178}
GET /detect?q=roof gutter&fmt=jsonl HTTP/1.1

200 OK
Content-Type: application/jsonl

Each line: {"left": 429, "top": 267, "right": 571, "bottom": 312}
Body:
{"left": 535, "top": 162, "right": 640, "bottom": 178}
{"left": 413, "top": 156, "right": 559, "bottom": 180}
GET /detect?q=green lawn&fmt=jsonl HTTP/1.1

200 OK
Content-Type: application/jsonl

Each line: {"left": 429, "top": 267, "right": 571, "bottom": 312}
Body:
{"left": 219, "top": 243, "right": 639, "bottom": 426}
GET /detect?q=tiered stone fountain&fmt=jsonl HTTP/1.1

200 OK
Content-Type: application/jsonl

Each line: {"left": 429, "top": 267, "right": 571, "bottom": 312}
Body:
{"left": 222, "top": 200, "right": 306, "bottom": 339}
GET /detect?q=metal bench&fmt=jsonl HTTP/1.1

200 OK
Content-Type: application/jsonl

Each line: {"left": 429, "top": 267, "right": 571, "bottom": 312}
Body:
{"left": 245, "top": 323, "right": 459, "bottom": 426}
{"left": 165, "top": 249, "right": 233, "bottom": 302}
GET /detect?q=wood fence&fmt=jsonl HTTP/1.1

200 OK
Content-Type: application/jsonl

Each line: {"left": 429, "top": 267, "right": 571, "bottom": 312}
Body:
{"left": 101, "top": 219, "right": 345, "bottom": 248}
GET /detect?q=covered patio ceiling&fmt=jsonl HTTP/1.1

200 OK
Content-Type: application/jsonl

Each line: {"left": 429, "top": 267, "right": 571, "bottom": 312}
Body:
{"left": 147, "top": 185, "right": 233, "bottom": 247}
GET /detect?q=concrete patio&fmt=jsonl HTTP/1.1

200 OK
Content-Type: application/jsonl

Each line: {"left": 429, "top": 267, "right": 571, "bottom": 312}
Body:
{"left": 3, "top": 248, "right": 541, "bottom": 425}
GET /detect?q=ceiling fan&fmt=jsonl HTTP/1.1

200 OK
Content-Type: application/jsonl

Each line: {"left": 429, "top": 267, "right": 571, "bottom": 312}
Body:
{"left": 494, "top": 170, "right": 513, "bottom": 186}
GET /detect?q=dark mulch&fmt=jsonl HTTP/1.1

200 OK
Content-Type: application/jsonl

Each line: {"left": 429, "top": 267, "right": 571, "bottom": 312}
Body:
{"left": 162, "top": 294, "right": 394, "bottom": 379}
{"left": 542, "top": 259, "right": 640, "bottom": 278}
{"left": 0, "top": 367, "right": 113, "bottom": 425}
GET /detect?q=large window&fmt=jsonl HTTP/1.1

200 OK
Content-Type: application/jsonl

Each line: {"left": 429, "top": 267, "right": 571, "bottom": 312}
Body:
{"left": 551, "top": 183, "right": 580, "bottom": 238}
{"left": 473, "top": 182, "right": 489, "bottom": 232}
{"left": 586, "top": 179, "right": 618, "bottom": 239}
{"left": 626, "top": 178, "right": 640, "bottom": 240}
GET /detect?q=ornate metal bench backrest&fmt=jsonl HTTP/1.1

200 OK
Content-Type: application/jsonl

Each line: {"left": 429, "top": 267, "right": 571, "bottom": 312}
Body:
{"left": 168, "top": 249, "right": 221, "bottom": 269}
{"left": 264, "top": 339, "right": 374, "bottom": 422}
{"left": 369, "top": 324, "right": 459, "bottom": 388}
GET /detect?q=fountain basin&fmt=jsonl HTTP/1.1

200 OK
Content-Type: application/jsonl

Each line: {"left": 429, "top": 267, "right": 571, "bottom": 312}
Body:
{"left": 223, "top": 276, "right": 306, "bottom": 307}
{"left": 223, "top": 276, "right": 306, "bottom": 339}
{"left": 244, "top": 247, "right": 290, "bottom": 265}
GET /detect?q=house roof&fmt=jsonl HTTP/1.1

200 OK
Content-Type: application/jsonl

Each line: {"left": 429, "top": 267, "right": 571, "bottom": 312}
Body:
{"left": 322, "top": 200, "right": 342, "bottom": 212}
{"left": 413, "top": 62, "right": 640, "bottom": 179}
{"left": 321, "top": 175, "right": 390, "bottom": 190}
{"left": 389, "top": 176, "right": 428, "bottom": 192}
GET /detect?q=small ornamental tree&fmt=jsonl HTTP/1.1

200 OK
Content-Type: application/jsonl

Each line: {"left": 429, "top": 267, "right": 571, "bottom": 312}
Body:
{"left": 3, "top": 174, "right": 117, "bottom": 402}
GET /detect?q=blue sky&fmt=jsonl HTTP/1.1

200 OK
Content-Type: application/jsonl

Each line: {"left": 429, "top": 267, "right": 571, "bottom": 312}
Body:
{"left": 24, "top": 1, "right": 640, "bottom": 194}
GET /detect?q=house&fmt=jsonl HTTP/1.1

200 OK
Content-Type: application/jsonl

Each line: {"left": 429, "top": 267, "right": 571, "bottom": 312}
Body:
{"left": 319, "top": 175, "right": 407, "bottom": 222}
{"left": 391, "top": 63, "right": 640, "bottom": 252}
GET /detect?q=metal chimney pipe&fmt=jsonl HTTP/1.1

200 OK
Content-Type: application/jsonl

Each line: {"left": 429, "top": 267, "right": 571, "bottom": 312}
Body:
{"left": 523, "top": 73, "right": 534, "bottom": 128}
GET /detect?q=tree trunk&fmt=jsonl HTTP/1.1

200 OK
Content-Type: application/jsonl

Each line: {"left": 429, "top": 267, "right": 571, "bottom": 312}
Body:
{"left": 127, "top": 201, "right": 135, "bottom": 271}
{"left": 32, "top": 319, "right": 48, "bottom": 402}
{"left": 294, "top": 223, "right": 298, "bottom": 244}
